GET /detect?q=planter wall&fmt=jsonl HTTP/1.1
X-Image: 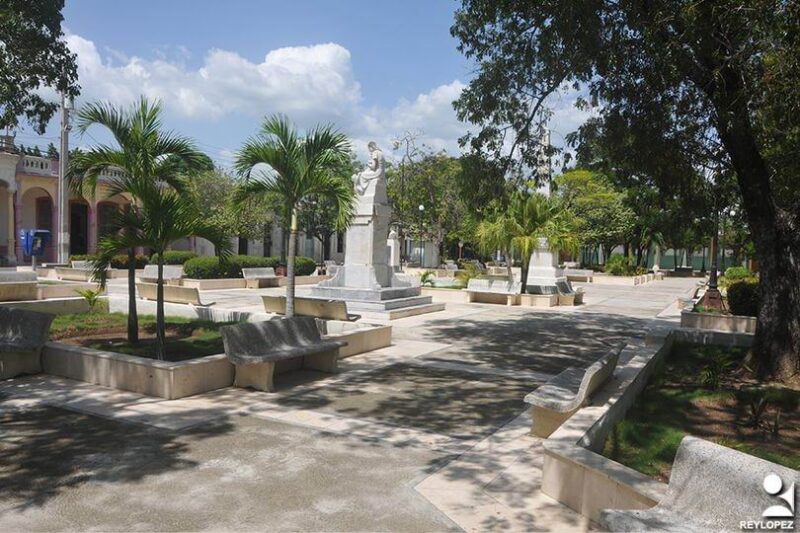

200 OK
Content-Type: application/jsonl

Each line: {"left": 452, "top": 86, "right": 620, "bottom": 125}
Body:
{"left": 421, "top": 287, "right": 471, "bottom": 303}
{"left": 37, "top": 282, "right": 98, "bottom": 300}
{"left": 180, "top": 278, "right": 246, "bottom": 290}
{"left": 318, "top": 320, "right": 393, "bottom": 358}
{"left": 680, "top": 310, "right": 757, "bottom": 334}
{"left": 277, "top": 274, "right": 330, "bottom": 286}
{"left": 0, "top": 296, "right": 90, "bottom": 314}
{"left": 42, "top": 342, "right": 234, "bottom": 400}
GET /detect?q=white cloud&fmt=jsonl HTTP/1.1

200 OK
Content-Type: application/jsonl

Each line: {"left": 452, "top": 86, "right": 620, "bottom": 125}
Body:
{"left": 59, "top": 33, "right": 592, "bottom": 166}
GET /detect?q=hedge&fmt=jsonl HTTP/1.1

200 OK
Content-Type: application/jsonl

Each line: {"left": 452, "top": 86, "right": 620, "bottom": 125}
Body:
{"left": 182, "top": 255, "right": 317, "bottom": 279}
{"left": 149, "top": 251, "right": 198, "bottom": 265}
{"left": 727, "top": 279, "right": 760, "bottom": 317}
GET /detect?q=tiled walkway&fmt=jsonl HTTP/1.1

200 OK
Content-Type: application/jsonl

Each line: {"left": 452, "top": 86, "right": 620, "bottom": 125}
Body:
{"left": 0, "top": 278, "right": 696, "bottom": 531}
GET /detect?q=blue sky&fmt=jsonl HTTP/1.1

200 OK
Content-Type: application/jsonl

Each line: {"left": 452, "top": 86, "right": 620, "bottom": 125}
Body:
{"left": 19, "top": 1, "right": 588, "bottom": 167}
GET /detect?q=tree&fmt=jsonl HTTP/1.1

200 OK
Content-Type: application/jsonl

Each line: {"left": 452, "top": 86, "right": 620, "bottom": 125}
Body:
{"left": 46, "top": 142, "right": 59, "bottom": 159}
{"left": 475, "top": 191, "right": 579, "bottom": 292}
{"left": 69, "top": 97, "right": 209, "bottom": 344}
{"left": 452, "top": 1, "right": 800, "bottom": 381}
{"left": 0, "top": 0, "right": 79, "bottom": 133}
{"left": 93, "top": 181, "right": 230, "bottom": 359}
{"left": 386, "top": 150, "right": 472, "bottom": 261}
{"left": 234, "top": 115, "right": 353, "bottom": 317}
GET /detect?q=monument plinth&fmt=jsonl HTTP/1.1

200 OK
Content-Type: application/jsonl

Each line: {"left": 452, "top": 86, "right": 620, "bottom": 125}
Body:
{"left": 312, "top": 142, "right": 443, "bottom": 318}
{"left": 526, "top": 237, "right": 567, "bottom": 295}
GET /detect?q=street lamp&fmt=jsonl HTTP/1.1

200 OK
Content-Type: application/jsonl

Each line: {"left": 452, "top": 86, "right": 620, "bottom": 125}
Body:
{"left": 458, "top": 240, "right": 464, "bottom": 260}
{"left": 418, "top": 204, "right": 425, "bottom": 267}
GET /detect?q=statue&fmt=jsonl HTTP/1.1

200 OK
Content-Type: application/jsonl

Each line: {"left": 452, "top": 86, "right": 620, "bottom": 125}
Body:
{"left": 352, "top": 141, "right": 385, "bottom": 197}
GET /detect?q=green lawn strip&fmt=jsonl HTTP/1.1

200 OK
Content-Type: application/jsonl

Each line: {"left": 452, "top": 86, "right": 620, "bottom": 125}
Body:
{"left": 51, "top": 310, "right": 230, "bottom": 360}
{"left": 602, "top": 343, "right": 799, "bottom": 479}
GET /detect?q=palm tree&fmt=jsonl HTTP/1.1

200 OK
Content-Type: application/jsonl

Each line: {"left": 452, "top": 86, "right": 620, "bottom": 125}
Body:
{"left": 234, "top": 115, "right": 353, "bottom": 317}
{"left": 68, "top": 97, "right": 208, "bottom": 343}
{"left": 93, "top": 179, "right": 230, "bottom": 359}
{"left": 475, "top": 192, "right": 580, "bottom": 292}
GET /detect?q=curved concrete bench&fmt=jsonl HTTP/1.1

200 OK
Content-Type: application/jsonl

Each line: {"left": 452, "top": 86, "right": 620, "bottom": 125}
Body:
{"left": 600, "top": 435, "right": 800, "bottom": 532}
{"left": 140, "top": 265, "right": 184, "bottom": 284}
{"left": 0, "top": 307, "right": 55, "bottom": 379}
{"left": 554, "top": 279, "right": 583, "bottom": 305}
{"left": 242, "top": 267, "right": 278, "bottom": 288}
{"left": 263, "top": 295, "right": 360, "bottom": 321}
{"left": 136, "top": 282, "right": 212, "bottom": 306}
{"left": 221, "top": 317, "right": 346, "bottom": 392}
{"left": 565, "top": 268, "right": 594, "bottom": 283}
{"left": 524, "top": 344, "right": 622, "bottom": 437}
{"left": 466, "top": 278, "right": 522, "bottom": 306}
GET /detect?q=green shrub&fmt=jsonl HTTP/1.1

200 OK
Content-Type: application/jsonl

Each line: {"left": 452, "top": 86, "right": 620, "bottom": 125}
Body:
{"left": 293, "top": 256, "right": 317, "bottom": 276}
{"left": 183, "top": 255, "right": 305, "bottom": 279}
{"left": 69, "top": 254, "right": 97, "bottom": 262}
{"left": 110, "top": 254, "right": 149, "bottom": 269}
{"left": 727, "top": 279, "right": 760, "bottom": 317}
{"left": 604, "top": 254, "right": 635, "bottom": 276}
{"left": 421, "top": 270, "right": 436, "bottom": 287}
{"left": 724, "top": 266, "right": 750, "bottom": 281}
{"left": 149, "top": 251, "right": 198, "bottom": 265}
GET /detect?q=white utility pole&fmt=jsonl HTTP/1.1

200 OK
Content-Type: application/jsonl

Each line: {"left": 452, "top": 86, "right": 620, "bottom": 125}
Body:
{"left": 57, "top": 93, "right": 72, "bottom": 264}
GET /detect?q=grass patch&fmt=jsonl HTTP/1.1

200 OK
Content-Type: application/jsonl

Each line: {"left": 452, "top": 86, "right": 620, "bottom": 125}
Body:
{"left": 51, "top": 309, "right": 230, "bottom": 361}
{"left": 602, "top": 343, "right": 799, "bottom": 481}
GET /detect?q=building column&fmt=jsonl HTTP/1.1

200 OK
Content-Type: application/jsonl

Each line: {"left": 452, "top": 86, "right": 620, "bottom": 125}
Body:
{"left": 88, "top": 203, "right": 98, "bottom": 254}
{"left": 6, "top": 190, "right": 15, "bottom": 265}
{"left": 13, "top": 189, "right": 22, "bottom": 264}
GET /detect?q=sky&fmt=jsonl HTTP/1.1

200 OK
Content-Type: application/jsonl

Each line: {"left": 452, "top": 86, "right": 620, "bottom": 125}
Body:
{"left": 18, "top": 0, "right": 591, "bottom": 167}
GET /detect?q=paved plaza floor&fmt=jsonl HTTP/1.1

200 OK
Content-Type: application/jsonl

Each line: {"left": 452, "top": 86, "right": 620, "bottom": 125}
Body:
{"left": 0, "top": 278, "right": 697, "bottom": 531}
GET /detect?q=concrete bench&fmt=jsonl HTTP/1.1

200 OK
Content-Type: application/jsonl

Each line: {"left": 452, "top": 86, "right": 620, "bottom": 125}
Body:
{"left": 0, "top": 307, "right": 55, "bottom": 379}
{"left": 263, "top": 295, "right": 360, "bottom": 321}
{"left": 140, "top": 264, "right": 184, "bottom": 284}
{"left": 556, "top": 279, "right": 584, "bottom": 305}
{"left": 242, "top": 267, "right": 278, "bottom": 288}
{"left": 600, "top": 436, "right": 799, "bottom": 532}
{"left": 221, "top": 317, "right": 346, "bottom": 392}
{"left": 524, "top": 344, "right": 621, "bottom": 437}
{"left": 466, "top": 278, "right": 521, "bottom": 306}
{"left": 0, "top": 271, "right": 38, "bottom": 302}
{"left": 564, "top": 268, "right": 594, "bottom": 283}
{"left": 136, "top": 282, "right": 213, "bottom": 306}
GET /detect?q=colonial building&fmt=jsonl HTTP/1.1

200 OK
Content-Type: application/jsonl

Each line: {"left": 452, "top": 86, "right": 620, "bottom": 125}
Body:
{"left": 0, "top": 136, "right": 132, "bottom": 266}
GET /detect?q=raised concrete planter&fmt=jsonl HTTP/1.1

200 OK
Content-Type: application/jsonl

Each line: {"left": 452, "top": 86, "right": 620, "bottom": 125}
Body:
{"left": 277, "top": 274, "right": 330, "bottom": 287}
{"left": 421, "top": 287, "right": 471, "bottom": 303}
{"left": 318, "top": 320, "right": 392, "bottom": 358}
{"left": 0, "top": 296, "right": 90, "bottom": 315}
{"left": 180, "top": 278, "right": 247, "bottom": 290}
{"left": 680, "top": 310, "right": 757, "bottom": 334}
{"left": 37, "top": 282, "right": 98, "bottom": 300}
{"left": 42, "top": 342, "right": 234, "bottom": 399}
{"left": 0, "top": 281, "right": 38, "bottom": 302}
{"left": 541, "top": 327, "right": 754, "bottom": 522}
{"left": 520, "top": 293, "right": 559, "bottom": 307}
{"left": 591, "top": 274, "right": 657, "bottom": 286}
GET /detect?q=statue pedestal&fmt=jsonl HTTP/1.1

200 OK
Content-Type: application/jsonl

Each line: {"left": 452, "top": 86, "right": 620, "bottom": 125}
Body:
{"left": 525, "top": 240, "right": 566, "bottom": 295}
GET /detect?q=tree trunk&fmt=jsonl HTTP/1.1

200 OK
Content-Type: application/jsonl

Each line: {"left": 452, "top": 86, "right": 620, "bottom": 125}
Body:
{"left": 322, "top": 234, "right": 331, "bottom": 261}
{"left": 127, "top": 247, "right": 139, "bottom": 343}
{"left": 155, "top": 255, "right": 165, "bottom": 360}
{"left": 286, "top": 209, "right": 298, "bottom": 318}
{"left": 707, "top": 82, "right": 800, "bottom": 381}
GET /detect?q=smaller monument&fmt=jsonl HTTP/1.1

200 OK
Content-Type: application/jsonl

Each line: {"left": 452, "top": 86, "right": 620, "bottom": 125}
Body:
{"left": 312, "top": 142, "right": 441, "bottom": 317}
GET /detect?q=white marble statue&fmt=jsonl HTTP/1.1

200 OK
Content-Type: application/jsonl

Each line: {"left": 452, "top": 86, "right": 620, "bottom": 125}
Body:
{"left": 352, "top": 141, "right": 385, "bottom": 196}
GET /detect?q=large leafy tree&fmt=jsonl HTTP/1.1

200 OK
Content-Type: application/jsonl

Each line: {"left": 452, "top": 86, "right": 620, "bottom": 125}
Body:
{"left": 69, "top": 97, "right": 209, "bottom": 343}
{"left": 234, "top": 115, "right": 353, "bottom": 317}
{"left": 0, "top": 0, "right": 79, "bottom": 133}
{"left": 452, "top": 0, "right": 800, "bottom": 381}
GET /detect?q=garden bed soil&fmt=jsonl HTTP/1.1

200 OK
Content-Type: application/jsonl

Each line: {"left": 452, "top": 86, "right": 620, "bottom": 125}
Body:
{"left": 602, "top": 343, "right": 799, "bottom": 482}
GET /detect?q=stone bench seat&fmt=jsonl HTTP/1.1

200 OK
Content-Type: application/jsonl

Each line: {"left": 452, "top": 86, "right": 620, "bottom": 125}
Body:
{"left": 241, "top": 267, "right": 278, "bottom": 288}
{"left": 524, "top": 344, "right": 621, "bottom": 437}
{"left": 600, "top": 436, "right": 799, "bottom": 532}
{"left": 556, "top": 279, "right": 584, "bottom": 305}
{"left": 564, "top": 268, "right": 594, "bottom": 282}
{"left": 139, "top": 264, "right": 184, "bottom": 284}
{"left": 465, "top": 278, "right": 522, "bottom": 306}
{"left": 221, "top": 317, "right": 347, "bottom": 392}
{"left": 0, "top": 307, "right": 55, "bottom": 379}
{"left": 263, "top": 295, "right": 360, "bottom": 321}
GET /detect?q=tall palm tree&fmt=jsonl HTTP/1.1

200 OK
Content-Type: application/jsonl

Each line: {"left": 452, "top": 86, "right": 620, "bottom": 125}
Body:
{"left": 68, "top": 97, "right": 208, "bottom": 343}
{"left": 234, "top": 115, "right": 353, "bottom": 317}
{"left": 93, "top": 179, "right": 230, "bottom": 359}
{"left": 475, "top": 192, "right": 580, "bottom": 292}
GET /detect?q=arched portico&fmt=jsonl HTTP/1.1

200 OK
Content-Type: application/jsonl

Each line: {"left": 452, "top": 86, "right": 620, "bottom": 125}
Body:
{"left": 19, "top": 187, "right": 55, "bottom": 262}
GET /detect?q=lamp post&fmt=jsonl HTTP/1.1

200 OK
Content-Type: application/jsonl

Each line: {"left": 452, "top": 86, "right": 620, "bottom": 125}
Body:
{"left": 458, "top": 240, "right": 464, "bottom": 260}
{"left": 418, "top": 204, "right": 425, "bottom": 267}
{"left": 701, "top": 204, "right": 726, "bottom": 311}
